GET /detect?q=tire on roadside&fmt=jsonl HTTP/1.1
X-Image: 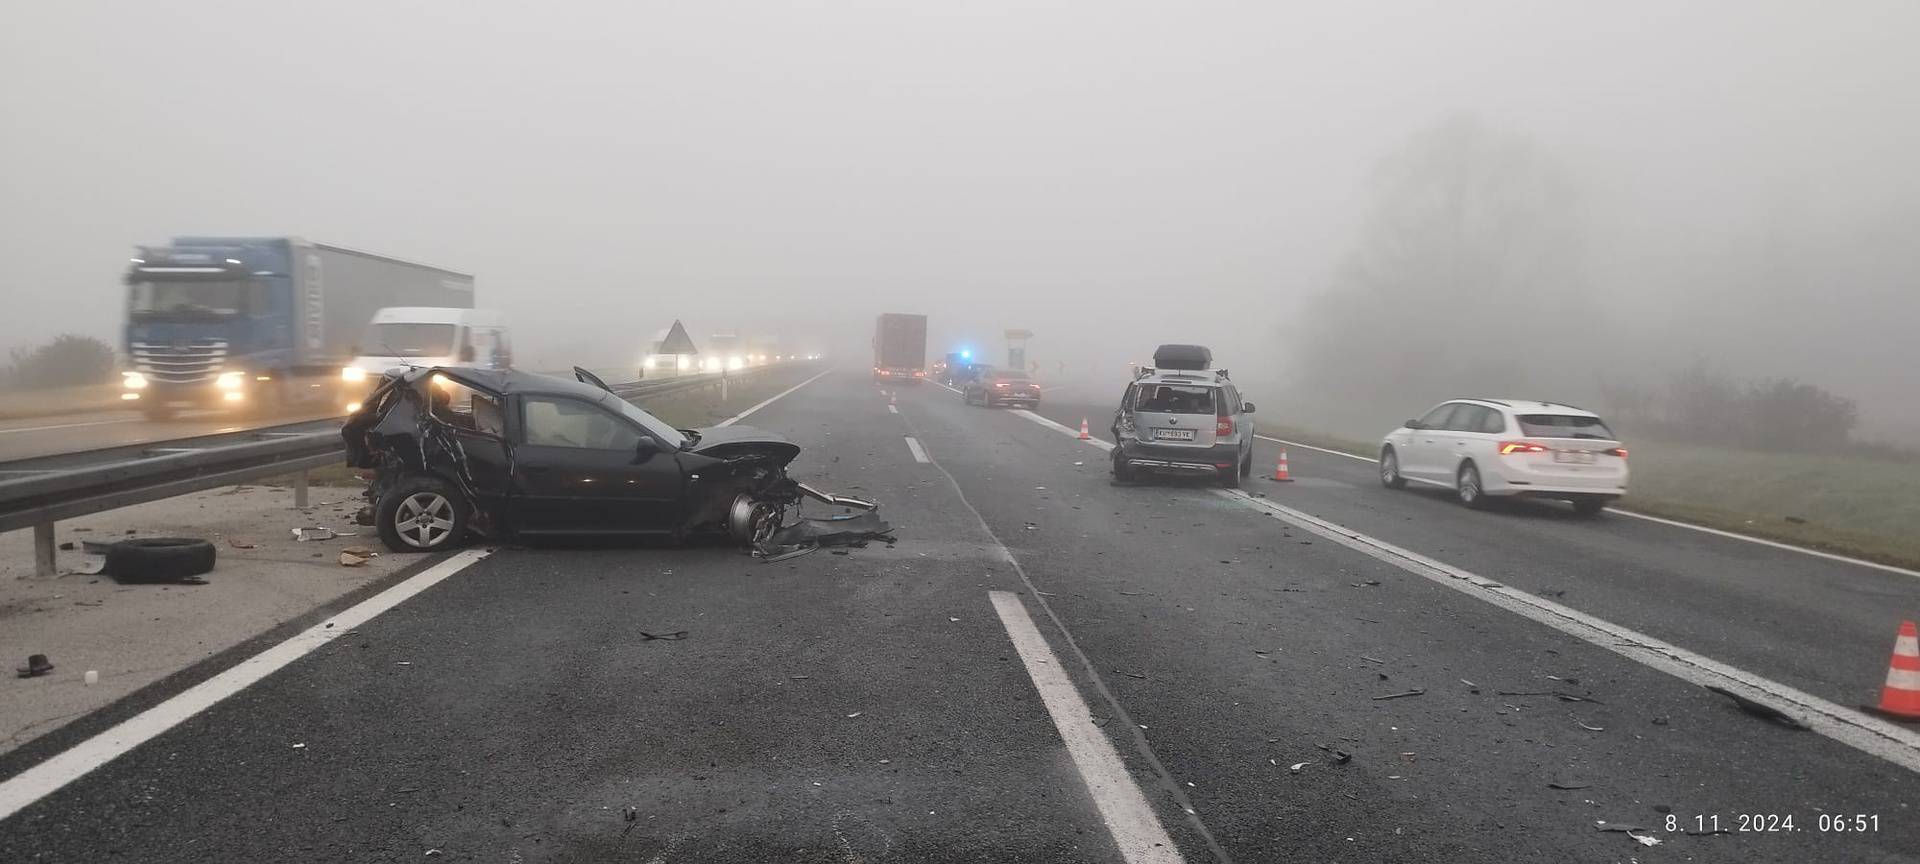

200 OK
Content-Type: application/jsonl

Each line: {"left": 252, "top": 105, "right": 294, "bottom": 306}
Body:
{"left": 106, "top": 537, "right": 216, "bottom": 583}
{"left": 376, "top": 475, "right": 471, "bottom": 553}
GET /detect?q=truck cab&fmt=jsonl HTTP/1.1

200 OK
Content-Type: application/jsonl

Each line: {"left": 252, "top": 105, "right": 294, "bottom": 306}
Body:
{"left": 340, "top": 308, "right": 512, "bottom": 409}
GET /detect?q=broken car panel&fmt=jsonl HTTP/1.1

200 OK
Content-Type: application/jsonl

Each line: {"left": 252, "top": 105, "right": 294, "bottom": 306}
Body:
{"left": 343, "top": 366, "right": 883, "bottom": 553}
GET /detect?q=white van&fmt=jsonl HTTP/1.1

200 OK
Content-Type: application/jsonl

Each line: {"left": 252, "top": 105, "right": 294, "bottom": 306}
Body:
{"left": 341, "top": 307, "right": 512, "bottom": 400}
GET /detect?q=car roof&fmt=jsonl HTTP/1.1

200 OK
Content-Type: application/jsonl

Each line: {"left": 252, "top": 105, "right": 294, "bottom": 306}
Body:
{"left": 1137, "top": 371, "right": 1222, "bottom": 386}
{"left": 1448, "top": 397, "right": 1598, "bottom": 417}
{"left": 434, "top": 367, "right": 615, "bottom": 401}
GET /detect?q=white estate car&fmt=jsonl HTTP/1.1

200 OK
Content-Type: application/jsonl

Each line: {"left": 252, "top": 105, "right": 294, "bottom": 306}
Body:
{"left": 1378, "top": 399, "right": 1628, "bottom": 515}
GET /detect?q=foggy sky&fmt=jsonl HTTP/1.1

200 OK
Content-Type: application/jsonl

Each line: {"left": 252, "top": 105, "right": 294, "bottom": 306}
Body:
{"left": 4, "top": 2, "right": 1916, "bottom": 429}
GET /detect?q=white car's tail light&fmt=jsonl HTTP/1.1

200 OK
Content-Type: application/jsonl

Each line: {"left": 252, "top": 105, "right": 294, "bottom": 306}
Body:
{"left": 1498, "top": 441, "right": 1548, "bottom": 455}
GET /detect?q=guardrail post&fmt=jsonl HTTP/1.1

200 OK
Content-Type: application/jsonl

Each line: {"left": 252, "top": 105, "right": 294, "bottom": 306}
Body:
{"left": 294, "top": 469, "right": 309, "bottom": 510}
{"left": 33, "top": 521, "right": 56, "bottom": 577}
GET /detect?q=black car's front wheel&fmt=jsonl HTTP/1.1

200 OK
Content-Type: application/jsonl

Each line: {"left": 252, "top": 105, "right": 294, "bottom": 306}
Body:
{"left": 377, "top": 477, "right": 470, "bottom": 553}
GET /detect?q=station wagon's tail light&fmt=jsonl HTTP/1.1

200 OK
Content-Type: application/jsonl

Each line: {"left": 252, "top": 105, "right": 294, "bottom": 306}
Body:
{"left": 1216, "top": 416, "right": 1234, "bottom": 437}
{"left": 1605, "top": 447, "right": 1629, "bottom": 458}
{"left": 1498, "top": 441, "right": 1548, "bottom": 455}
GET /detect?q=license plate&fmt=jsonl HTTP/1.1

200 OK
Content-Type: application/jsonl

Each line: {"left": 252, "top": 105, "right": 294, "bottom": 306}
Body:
{"left": 1554, "top": 450, "right": 1595, "bottom": 464}
{"left": 1155, "top": 428, "right": 1196, "bottom": 441}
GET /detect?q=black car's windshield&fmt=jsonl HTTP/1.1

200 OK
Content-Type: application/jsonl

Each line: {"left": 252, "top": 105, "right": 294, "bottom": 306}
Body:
{"left": 607, "top": 395, "right": 688, "bottom": 448}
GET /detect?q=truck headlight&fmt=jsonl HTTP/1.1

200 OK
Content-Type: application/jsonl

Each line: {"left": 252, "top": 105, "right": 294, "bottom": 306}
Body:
{"left": 341, "top": 366, "right": 368, "bottom": 383}
{"left": 122, "top": 372, "right": 147, "bottom": 390}
{"left": 216, "top": 371, "right": 245, "bottom": 390}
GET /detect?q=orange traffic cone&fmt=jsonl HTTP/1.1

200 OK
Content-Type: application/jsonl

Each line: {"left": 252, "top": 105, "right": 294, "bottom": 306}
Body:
{"left": 1874, "top": 620, "right": 1920, "bottom": 721}
{"left": 1271, "top": 449, "right": 1293, "bottom": 482}
{"left": 1078, "top": 418, "right": 1091, "bottom": 440}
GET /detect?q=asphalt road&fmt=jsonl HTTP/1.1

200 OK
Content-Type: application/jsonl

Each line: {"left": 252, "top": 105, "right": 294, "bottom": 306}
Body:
{"left": 3, "top": 371, "right": 1916, "bottom": 862}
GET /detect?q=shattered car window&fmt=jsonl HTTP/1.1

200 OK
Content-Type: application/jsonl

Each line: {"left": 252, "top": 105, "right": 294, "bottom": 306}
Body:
{"left": 1135, "top": 384, "right": 1214, "bottom": 414}
{"left": 523, "top": 396, "right": 643, "bottom": 450}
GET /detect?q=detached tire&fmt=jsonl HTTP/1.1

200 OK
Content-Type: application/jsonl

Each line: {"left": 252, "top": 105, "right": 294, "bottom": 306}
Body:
{"left": 376, "top": 477, "right": 470, "bottom": 553}
{"left": 107, "top": 538, "right": 216, "bottom": 583}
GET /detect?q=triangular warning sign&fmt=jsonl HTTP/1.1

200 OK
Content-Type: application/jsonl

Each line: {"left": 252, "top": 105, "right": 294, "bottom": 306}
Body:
{"left": 657, "top": 319, "right": 699, "bottom": 355}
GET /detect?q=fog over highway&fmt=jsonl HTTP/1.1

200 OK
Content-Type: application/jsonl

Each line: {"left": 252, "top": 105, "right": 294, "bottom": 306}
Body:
{"left": 3, "top": 4, "right": 1919, "bottom": 862}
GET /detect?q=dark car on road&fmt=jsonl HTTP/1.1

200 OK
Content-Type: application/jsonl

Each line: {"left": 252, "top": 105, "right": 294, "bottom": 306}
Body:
{"left": 343, "top": 367, "right": 878, "bottom": 552}
{"left": 961, "top": 367, "right": 1042, "bottom": 409}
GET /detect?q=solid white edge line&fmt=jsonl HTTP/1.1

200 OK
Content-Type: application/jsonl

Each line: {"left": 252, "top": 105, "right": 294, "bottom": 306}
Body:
{"left": 717, "top": 366, "right": 835, "bottom": 428}
{"left": 903, "top": 436, "right": 930, "bottom": 463}
{"left": 0, "top": 418, "right": 140, "bottom": 436}
{"left": 1218, "top": 491, "right": 1920, "bottom": 774}
{"left": 1006, "top": 408, "right": 1920, "bottom": 773}
{"left": 0, "top": 548, "right": 493, "bottom": 821}
{"left": 1253, "top": 434, "right": 1920, "bottom": 580}
{"left": 989, "top": 591, "right": 1185, "bottom": 864}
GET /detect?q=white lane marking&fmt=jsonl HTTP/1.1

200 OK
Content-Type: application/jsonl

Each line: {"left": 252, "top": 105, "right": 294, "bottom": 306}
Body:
{"left": 933, "top": 381, "right": 963, "bottom": 396}
{"left": 0, "top": 549, "right": 492, "bottom": 821}
{"left": 1009, "top": 409, "right": 1098, "bottom": 443}
{"left": 1006, "top": 407, "right": 1920, "bottom": 772}
{"left": 1222, "top": 491, "right": 1920, "bottom": 773}
{"left": 903, "top": 436, "right": 930, "bottom": 463}
{"left": 989, "top": 591, "right": 1185, "bottom": 864}
{"left": 1602, "top": 508, "right": 1920, "bottom": 579}
{"left": 887, "top": 404, "right": 899, "bottom": 414}
{"left": 0, "top": 417, "right": 139, "bottom": 436}
{"left": 1254, "top": 434, "right": 1920, "bottom": 580}
{"left": 717, "top": 367, "right": 834, "bottom": 427}
{"left": 1253, "top": 434, "right": 1371, "bottom": 463}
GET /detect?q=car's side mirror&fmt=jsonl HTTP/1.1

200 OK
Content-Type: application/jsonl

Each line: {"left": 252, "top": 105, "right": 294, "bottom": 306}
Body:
{"left": 633, "top": 437, "right": 660, "bottom": 462}
{"left": 1405, "top": 419, "right": 1423, "bottom": 430}
{"left": 1242, "top": 402, "right": 1256, "bottom": 414}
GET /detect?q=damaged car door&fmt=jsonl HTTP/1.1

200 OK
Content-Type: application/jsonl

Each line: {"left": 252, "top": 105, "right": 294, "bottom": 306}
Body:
{"left": 511, "top": 394, "right": 685, "bottom": 534}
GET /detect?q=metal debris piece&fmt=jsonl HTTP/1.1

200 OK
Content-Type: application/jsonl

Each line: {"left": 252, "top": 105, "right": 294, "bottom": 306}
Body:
{"left": 1114, "top": 669, "right": 1148, "bottom": 680}
{"left": 1576, "top": 720, "right": 1605, "bottom": 732}
{"left": 293, "top": 527, "right": 336, "bottom": 541}
{"left": 640, "top": 631, "right": 688, "bottom": 641}
{"left": 1548, "top": 782, "right": 1591, "bottom": 790}
{"left": 1372, "top": 689, "right": 1425, "bottom": 701}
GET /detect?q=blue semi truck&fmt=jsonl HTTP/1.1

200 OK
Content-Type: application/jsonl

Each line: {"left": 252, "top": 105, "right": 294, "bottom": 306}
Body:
{"left": 121, "top": 237, "right": 473, "bottom": 420}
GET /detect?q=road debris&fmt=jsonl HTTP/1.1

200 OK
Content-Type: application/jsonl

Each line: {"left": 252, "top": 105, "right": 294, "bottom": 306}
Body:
{"left": 84, "top": 670, "right": 99, "bottom": 685}
{"left": 639, "top": 631, "right": 688, "bottom": 641}
{"left": 339, "top": 551, "right": 372, "bottom": 567}
{"left": 1289, "top": 762, "right": 1309, "bottom": 773}
{"left": 15, "top": 654, "right": 54, "bottom": 678}
{"left": 846, "top": 712, "right": 863, "bottom": 718}
{"left": 1576, "top": 720, "right": 1605, "bottom": 732}
{"left": 1372, "top": 689, "right": 1425, "bottom": 700}
{"left": 105, "top": 537, "right": 216, "bottom": 585}
{"left": 293, "top": 527, "right": 337, "bottom": 541}
{"left": 1114, "top": 669, "right": 1149, "bottom": 680}
{"left": 292, "top": 742, "right": 307, "bottom": 749}
{"left": 1548, "top": 781, "right": 1591, "bottom": 790}
{"left": 227, "top": 537, "right": 258, "bottom": 549}
{"left": 1704, "top": 685, "right": 1810, "bottom": 730}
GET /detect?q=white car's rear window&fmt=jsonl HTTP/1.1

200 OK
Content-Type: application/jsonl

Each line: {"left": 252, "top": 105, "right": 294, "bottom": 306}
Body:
{"left": 1517, "top": 414, "right": 1615, "bottom": 440}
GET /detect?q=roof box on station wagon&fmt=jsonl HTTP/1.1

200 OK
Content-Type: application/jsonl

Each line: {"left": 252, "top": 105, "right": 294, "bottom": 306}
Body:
{"left": 1152, "top": 344, "right": 1212, "bottom": 370}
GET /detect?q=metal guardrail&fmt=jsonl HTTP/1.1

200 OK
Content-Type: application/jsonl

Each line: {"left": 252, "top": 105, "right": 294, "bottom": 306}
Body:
{"left": 0, "top": 363, "right": 802, "bottom": 575}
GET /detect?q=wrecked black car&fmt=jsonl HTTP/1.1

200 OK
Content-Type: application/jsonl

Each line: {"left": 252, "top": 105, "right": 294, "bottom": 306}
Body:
{"left": 342, "top": 366, "right": 885, "bottom": 554}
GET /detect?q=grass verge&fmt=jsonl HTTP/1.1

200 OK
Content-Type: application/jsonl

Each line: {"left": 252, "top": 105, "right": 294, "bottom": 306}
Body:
{"left": 1258, "top": 424, "right": 1920, "bottom": 572}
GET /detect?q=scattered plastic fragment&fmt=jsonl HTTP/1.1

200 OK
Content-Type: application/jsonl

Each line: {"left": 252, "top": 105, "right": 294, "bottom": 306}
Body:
{"left": 84, "top": 670, "right": 99, "bottom": 685}
{"left": 1372, "top": 689, "right": 1425, "bottom": 700}
{"left": 1576, "top": 720, "right": 1605, "bottom": 732}
{"left": 293, "top": 527, "right": 336, "bottom": 541}
{"left": 15, "top": 654, "right": 54, "bottom": 678}
{"left": 1548, "top": 781, "right": 1591, "bottom": 790}
{"left": 639, "top": 631, "right": 688, "bottom": 641}
{"left": 1704, "top": 685, "right": 1810, "bottom": 730}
